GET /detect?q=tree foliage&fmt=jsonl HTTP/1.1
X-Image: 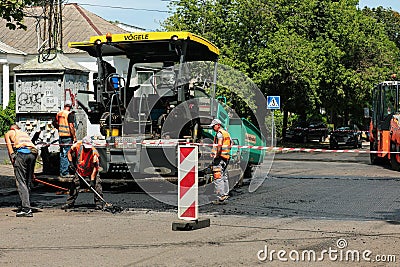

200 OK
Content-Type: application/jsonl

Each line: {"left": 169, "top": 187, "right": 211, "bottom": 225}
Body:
{"left": 0, "top": 93, "right": 16, "bottom": 136}
{"left": 0, "top": 0, "right": 41, "bottom": 30}
{"left": 163, "top": 0, "right": 400, "bottom": 132}
{"left": 362, "top": 7, "right": 400, "bottom": 50}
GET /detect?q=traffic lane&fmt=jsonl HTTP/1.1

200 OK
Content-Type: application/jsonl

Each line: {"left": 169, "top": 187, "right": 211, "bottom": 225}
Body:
{"left": 206, "top": 177, "right": 400, "bottom": 221}
{"left": 269, "top": 159, "right": 396, "bottom": 179}
{"left": 271, "top": 144, "right": 397, "bottom": 178}
{"left": 1, "top": 208, "right": 398, "bottom": 266}
{"left": 206, "top": 149, "right": 400, "bottom": 221}
{"left": 13, "top": 173, "right": 399, "bottom": 222}
{"left": 2, "top": 146, "right": 400, "bottom": 222}
{"left": 273, "top": 149, "right": 371, "bottom": 163}
{"left": 2, "top": 181, "right": 399, "bottom": 222}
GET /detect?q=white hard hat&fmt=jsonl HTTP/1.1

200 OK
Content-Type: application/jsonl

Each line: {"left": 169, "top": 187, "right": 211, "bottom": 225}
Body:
{"left": 209, "top": 119, "right": 222, "bottom": 127}
{"left": 82, "top": 136, "right": 93, "bottom": 149}
{"left": 64, "top": 100, "right": 72, "bottom": 107}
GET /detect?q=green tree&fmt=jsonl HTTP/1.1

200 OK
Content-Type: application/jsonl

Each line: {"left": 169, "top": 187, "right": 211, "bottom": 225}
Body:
{"left": 318, "top": 1, "right": 399, "bottom": 126}
{"left": 0, "top": 93, "right": 16, "bottom": 136}
{"left": 362, "top": 7, "right": 400, "bottom": 50}
{"left": 1, "top": 0, "right": 41, "bottom": 30}
{"left": 163, "top": 0, "right": 400, "bottom": 135}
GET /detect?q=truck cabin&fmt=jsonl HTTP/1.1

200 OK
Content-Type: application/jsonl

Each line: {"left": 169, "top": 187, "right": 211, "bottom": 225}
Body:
{"left": 372, "top": 81, "right": 400, "bottom": 130}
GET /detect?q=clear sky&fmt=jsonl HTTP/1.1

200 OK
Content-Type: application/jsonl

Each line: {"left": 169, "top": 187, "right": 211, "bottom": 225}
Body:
{"left": 358, "top": 0, "right": 400, "bottom": 11}
{"left": 70, "top": 0, "right": 400, "bottom": 31}
{"left": 70, "top": 0, "right": 171, "bottom": 31}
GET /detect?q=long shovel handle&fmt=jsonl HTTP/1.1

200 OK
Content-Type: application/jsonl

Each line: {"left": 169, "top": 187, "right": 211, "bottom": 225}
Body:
{"left": 33, "top": 177, "right": 69, "bottom": 191}
{"left": 76, "top": 172, "right": 110, "bottom": 205}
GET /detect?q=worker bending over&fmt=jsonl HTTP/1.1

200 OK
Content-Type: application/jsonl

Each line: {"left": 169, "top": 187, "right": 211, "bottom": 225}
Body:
{"left": 61, "top": 136, "right": 103, "bottom": 210}
{"left": 5, "top": 124, "right": 38, "bottom": 217}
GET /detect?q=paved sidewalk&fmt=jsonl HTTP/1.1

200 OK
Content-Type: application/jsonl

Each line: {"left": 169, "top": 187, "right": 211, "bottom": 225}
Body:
{"left": 1, "top": 146, "right": 399, "bottom": 266}
{"left": 0, "top": 159, "right": 44, "bottom": 192}
{"left": 0, "top": 208, "right": 399, "bottom": 266}
{"left": 0, "top": 164, "right": 15, "bottom": 176}
{"left": 0, "top": 164, "right": 16, "bottom": 192}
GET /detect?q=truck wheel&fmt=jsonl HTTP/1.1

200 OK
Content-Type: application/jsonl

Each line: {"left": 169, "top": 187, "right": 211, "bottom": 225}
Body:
{"left": 353, "top": 139, "right": 359, "bottom": 149}
{"left": 357, "top": 136, "right": 362, "bottom": 148}
{"left": 330, "top": 142, "right": 337, "bottom": 150}
{"left": 390, "top": 143, "right": 400, "bottom": 171}
{"left": 370, "top": 141, "right": 379, "bottom": 164}
{"left": 236, "top": 173, "right": 244, "bottom": 187}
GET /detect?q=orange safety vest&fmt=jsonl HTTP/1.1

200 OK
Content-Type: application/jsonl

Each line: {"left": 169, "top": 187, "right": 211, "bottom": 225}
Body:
{"left": 13, "top": 130, "right": 35, "bottom": 149}
{"left": 212, "top": 128, "right": 231, "bottom": 160}
{"left": 56, "top": 110, "right": 71, "bottom": 137}
{"left": 74, "top": 142, "right": 99, "bottom": 177}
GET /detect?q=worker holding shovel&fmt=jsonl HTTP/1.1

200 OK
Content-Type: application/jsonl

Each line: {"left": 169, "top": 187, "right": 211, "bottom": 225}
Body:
{"left": 61, "top": 136, "right": 103, "bottom": 210}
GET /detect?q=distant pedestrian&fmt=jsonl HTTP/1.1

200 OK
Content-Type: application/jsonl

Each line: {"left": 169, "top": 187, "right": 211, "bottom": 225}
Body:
{"left": 5, "top": 124, "right": 38, "bottom": 217}
{"left": 61, "top": 136, "right": 103, "bottom": 210}
{"left": 209, "top": 119, "right": 232, "bottom": 204}
{"left": 53, "top": 99, "right": 76, "bottom": 177}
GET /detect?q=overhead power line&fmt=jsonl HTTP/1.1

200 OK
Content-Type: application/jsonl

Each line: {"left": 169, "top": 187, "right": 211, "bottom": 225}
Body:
{"left": 75, "top": 3, "right": 169, "bottom": 13}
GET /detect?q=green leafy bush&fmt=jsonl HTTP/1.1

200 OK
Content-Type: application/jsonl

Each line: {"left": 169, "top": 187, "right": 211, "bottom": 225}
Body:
{"left": 0, "top": 92, "right": 16, "bottom": 136}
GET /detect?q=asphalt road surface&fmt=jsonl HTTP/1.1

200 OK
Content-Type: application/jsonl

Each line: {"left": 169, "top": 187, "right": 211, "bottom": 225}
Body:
{"left": 1, "top": 143, "right": 400, "bottom": 220}
{"left": 1, "top": 143, "right": 400, "bottom": 266}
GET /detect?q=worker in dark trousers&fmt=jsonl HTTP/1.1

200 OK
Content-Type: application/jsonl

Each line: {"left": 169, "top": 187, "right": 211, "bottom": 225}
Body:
{"left": 53, "top": 99, "right": 76, "bottom": 177}
{"left": 61, "top": 136, "right": 103, "bottom": 210}
{"left": 209, "top": 119, "right": 232, "bottom": 204}
{"left": 5, "top": 124, "right": 38, "bottom": 217}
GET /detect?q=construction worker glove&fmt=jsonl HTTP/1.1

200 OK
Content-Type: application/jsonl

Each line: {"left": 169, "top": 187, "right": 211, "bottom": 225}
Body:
{"left": 90, "top": 180, "right": 95, "bottom": 188}
{"left": 68, "top": 164, "right": 76, "bottom": 174}
{"left": 212, "top": 157, "right": 222, "bottom": 165}
{"left": 213, "top": 167, "right": 222, "bottom": 179}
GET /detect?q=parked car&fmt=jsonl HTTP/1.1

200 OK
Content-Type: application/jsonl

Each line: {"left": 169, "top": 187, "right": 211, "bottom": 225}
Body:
{"left": 286, "top": 121, "right": 328, "bottom": 143}
{"left": 329, "top": 124, "right": 362, "bottom": 149}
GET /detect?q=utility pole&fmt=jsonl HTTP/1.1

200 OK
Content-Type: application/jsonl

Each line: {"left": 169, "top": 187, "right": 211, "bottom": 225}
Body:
{"left": 38, "top": 0, "right": 63, "bottom": 62}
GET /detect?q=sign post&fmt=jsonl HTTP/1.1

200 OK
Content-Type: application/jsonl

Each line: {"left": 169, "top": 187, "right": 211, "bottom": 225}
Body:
{"left": 178, "top": 145, "right": 198, "bottom": 220}
{"left": 267, "top": 96, "right": 280, "bottom": 110}
{"left": 172, "top": 145, "right": 210, "bottom": 231}
{"left": 267, "top": 96, "right": 280, "bottom": 145}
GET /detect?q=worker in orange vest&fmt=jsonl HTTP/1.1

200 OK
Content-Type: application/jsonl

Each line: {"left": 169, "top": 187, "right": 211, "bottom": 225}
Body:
{"left": 61, "top": 136, "right": 103, "bottom": 210}
{"left": 53, "top": 99, "right": 76, "bottom": 177}
{"left": 5, "top": 124, "right": 38, "bottom": 217}
{"left": 209, "top": 119, "right": 232, "bottom": 204}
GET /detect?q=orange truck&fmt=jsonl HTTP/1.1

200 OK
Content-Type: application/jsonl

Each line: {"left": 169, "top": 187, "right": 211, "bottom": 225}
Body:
{"left": 369, "top": 81, "right": 400, "bottom": 170}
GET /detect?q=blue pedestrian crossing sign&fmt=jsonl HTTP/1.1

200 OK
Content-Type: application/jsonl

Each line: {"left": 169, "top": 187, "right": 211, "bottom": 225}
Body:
{"left": 267, "top": 96, "right": 280, "bottom": 110}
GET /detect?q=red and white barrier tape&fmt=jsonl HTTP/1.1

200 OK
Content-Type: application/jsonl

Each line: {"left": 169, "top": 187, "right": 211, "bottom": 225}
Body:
{"left": 1, "top": 140, "right": 394, "bottom": 154}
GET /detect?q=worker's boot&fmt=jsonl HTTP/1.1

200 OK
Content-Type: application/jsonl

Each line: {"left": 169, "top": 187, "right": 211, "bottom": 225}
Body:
{"left": 95, "top": 203, "right": 104, "bottom": 210}
{"left": 61, "top": 203, "right": 74, "bottom": 210}
{"left": 16, "top": 208, "right": 33, "bottom": 217}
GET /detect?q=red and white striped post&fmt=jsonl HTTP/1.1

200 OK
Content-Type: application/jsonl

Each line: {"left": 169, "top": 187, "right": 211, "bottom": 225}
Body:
{"left": 178, "top": 145, "right": 198, "bottom": 220}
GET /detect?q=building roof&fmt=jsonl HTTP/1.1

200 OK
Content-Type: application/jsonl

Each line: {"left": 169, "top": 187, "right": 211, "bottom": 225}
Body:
{"left": 0, "top": 3, "right": 129, "bottom": 55}
{"left": 13, "top": 53, "right": 89, "bottom": 72}
{"left": 116, "top": 22, "right": 146, "bottom": 33}
{"left": 0, "top": 41, "right": 26, "bottom": 55}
